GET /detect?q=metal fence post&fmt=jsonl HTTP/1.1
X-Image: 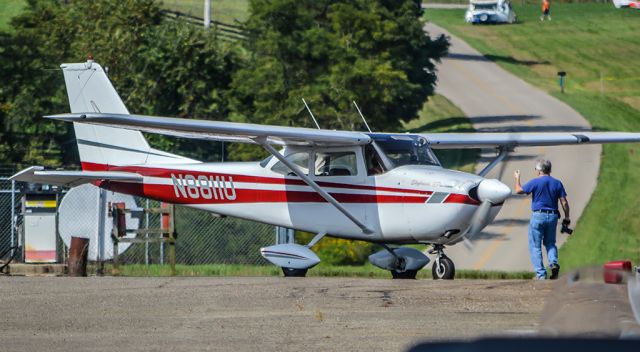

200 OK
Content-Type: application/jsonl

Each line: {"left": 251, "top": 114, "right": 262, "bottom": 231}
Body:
{"left": 145, "top": 198, "right": 149, "bottom": 265}
{"left": 96, "top": 188, "right": 107, "bottom": 275}
{"left": 10, "top": 180, "right": 15, "bottom": 257}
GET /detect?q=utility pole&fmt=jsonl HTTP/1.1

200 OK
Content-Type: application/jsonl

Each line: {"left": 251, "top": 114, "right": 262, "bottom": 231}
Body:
{"left": 204, "top": 0, "right": 211, "bottom": 28}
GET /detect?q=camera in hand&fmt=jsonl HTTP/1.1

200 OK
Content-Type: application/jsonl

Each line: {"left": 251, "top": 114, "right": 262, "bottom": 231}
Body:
{"left": 561, "top": 219, "right": 573, "bottom": 235}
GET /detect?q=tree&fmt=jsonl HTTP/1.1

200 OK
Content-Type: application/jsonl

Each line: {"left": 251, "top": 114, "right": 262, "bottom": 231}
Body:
{"left": 0, "top": 0, "right": 242, "bottom": 167}
{"left": 228, "top": 0, "right": 448, "bottom": 160}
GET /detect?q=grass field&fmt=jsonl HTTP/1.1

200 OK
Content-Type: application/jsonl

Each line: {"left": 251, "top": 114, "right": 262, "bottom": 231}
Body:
{"left": 162, "top": 0, "right": 249, "bottom": 23}
{"left": 116, "top": 263, "right": 535, "bottom": 279}
{"left": 0, "top": 0, "right": 25, "bottom": 32}
{"left": 426, "top": 3, "right": 640, "bottom": 269}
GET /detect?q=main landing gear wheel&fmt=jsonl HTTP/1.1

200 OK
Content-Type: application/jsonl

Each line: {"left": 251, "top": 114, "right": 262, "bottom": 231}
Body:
{"left": 432, "top": 255, "right": 455, "bottom": 280}
{"left": 282, "top": 267, "right": 308, "bottom": 277}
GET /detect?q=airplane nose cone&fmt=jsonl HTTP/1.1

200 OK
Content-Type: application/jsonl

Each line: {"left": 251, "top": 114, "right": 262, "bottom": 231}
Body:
{"left": 477, "top": 179, "right": 511, "bottom": 204}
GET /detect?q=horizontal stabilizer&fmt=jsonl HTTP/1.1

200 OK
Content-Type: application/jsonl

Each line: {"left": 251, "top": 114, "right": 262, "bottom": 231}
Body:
{"left": 11, "top": 166, "right": 143, "bottom": 187}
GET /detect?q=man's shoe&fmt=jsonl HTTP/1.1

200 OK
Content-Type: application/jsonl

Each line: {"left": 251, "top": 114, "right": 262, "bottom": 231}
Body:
{"left": 550, "top": 264, "right": 560, "bottom": 280}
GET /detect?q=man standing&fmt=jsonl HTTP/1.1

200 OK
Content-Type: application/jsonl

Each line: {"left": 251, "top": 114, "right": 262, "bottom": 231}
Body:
{"left": 514, "top": 159, "right": 570, "bottom": 280}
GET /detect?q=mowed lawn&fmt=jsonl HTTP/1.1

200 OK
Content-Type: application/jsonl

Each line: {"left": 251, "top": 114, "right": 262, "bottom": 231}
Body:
{"left": 0, "top": 0, "right": 26, "bottom": 32}
{"left": 162, "top": 0, "right": 249, "bottom": 23}
{"left": 426, "top": 3, "right": 640, "bottom": 269}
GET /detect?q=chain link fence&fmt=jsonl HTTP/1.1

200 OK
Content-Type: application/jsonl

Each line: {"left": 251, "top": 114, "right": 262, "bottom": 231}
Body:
{"left": 0, "top": 179, "right": 17, "bottom": 262}
{"left": 0, "top": 178, "right": 277, "bottom": 268}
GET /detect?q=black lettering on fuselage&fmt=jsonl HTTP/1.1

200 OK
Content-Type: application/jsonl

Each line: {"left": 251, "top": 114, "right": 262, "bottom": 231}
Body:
{"left": 171, "top": 174, "right": 236, "bottom": 201}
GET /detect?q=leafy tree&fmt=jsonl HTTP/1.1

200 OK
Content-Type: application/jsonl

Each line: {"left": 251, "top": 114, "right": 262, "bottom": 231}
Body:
{"left": 228, "top": 0, "right": 448, "bottom": 160}
{"left": 0, "top": 0, "right": 241, "bottom": 167}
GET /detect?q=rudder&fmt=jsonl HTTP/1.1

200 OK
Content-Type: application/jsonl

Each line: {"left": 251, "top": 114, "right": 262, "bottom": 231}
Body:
{"left": 61, "top": 59, "right": 194, "bottom": 169}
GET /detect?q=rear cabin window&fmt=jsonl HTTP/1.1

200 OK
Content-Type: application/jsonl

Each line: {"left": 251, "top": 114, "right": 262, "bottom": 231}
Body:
{"left": 314, "top": 152, "right": 357, "bottom": 177}
{"left": 271, "top": 152, "right": 310, "bottom": 176}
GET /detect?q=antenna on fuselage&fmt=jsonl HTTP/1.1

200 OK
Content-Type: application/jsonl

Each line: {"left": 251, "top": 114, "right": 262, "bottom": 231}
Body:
{"left": 353, "top": 101, "right": 372, "bottom": 133}
{"left": 302, "top": 98, "right": 321, "bottom": 130}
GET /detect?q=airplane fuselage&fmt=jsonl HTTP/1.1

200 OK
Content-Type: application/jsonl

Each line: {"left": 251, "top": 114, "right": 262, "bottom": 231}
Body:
{"left": 89, "top": 160, "right": 501, "bottom": 245}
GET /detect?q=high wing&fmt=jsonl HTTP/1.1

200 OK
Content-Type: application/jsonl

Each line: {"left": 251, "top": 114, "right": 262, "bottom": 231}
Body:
{"left": 48, "top": 113, "right": 640, "bottom": 150}
{"left": 46, "top": 113, "right": 371, "bottom": 147}
{"left": 419, "top": 132, "right": 640, "bottom": 149}
{"left": 11, "top": 166, "right": 143, "bottom": 187}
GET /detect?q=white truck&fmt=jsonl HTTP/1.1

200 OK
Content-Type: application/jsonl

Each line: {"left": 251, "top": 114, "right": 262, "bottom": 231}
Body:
{"left": 465, "top": 0, "right": 517, "bottom": 24}
{"left": 612, "top": 0, "right": 640, "bottom": 8}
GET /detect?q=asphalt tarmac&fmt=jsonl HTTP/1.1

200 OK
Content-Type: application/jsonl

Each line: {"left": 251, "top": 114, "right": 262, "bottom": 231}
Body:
{"left": 1, "top": 277, "right": 551, "bottom": 352}
{"left": 425, "top": 23, "right": 601, "bottom": 271}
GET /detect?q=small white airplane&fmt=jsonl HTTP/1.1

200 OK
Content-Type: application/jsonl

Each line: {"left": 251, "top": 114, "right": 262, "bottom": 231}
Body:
{"left": 12, "top": 59, "right": 640, "bottom": 279}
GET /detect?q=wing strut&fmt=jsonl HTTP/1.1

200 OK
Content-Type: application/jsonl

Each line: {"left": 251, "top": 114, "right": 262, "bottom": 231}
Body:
{"left": 478, "top": 147, "right": 510, "bottom": 177}
{"left": 259, "top": 141, "right": 374, "bottom": 235}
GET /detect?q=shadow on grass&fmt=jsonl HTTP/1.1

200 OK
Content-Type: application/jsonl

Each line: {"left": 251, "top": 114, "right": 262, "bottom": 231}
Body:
{"left": 447, "top": 52, "right": 550, "bottom": 66}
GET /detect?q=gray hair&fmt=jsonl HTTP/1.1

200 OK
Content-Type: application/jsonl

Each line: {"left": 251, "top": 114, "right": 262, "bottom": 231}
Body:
{"left": 535, "top": 159, "right": 552, "bottom": 174}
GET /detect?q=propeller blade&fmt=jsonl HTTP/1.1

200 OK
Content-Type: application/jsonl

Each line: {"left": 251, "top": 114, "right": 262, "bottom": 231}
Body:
{"left": 461, "top": 179, "right": 510, "bottom": 250}
{"left": 463, "top": 236, "right": 474, "bottom": 250}
{"left": 467, "top": 200, "right": 492, "bottom": 239}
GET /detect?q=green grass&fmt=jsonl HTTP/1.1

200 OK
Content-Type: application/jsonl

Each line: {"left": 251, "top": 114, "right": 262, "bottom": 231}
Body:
{"left": 426, "top": 3, "right": 640, "bottom": 269}
{"left": 403, "top": 94, "right": 479, "bottom": 173}
{"left": 0, "top": 0, "right": 26, "bottom": 32}
{"left": 161, "top": 0, "right": 249, "bottom": 23}
{"left": 115, "top": 263, "right": 534, "bottom": 279}
{"left": 0, "top": 1, "right": 247, "bottom": 29}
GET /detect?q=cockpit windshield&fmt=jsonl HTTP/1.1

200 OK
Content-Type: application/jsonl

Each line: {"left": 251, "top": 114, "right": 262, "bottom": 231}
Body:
{"left": 369, "top": 134, "right": 440, "bottom": 168}
{"left": 473, "top": 3, "right": 497, "bottom": 10}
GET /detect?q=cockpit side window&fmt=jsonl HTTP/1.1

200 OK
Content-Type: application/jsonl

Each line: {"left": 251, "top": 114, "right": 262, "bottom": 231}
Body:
{"left": 364, "top": 144, "right": 386, "bottom": 176}
{"left": 271, "top": 152, "right": 310, "bottom": 176}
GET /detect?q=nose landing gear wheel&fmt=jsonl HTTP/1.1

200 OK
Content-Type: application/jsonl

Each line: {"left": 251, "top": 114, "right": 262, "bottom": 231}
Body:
{"left": 391, "top": 269, "right": 418, "bottom": 279}
{"left": 282, "top": 267, "right": 308, "bottom": 277}
{"left": 432, "top": 255, "right": 455, "bottom": 280}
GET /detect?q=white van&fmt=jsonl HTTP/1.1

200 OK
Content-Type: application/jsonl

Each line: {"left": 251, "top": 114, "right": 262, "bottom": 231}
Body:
{"left": 612, "top": 0, "right": 640, "bottom": 8}
{"left": 465, "top": 0, "right": 517, "bottom": 24}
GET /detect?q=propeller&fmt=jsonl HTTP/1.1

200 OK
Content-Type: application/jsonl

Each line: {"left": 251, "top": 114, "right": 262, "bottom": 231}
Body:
{"left": 462, "top": 179, "right": 511, "bottom": 249}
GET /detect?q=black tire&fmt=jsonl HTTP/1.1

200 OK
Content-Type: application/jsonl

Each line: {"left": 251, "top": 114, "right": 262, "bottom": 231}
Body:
{"left": 432, "top": 256, "right": 455, "bottom": 280}
{"left": 282, "top": 267, "right": 308, "bottom": 277}
{"left": 391, "top": 269, "right": 418, "bottom": 280}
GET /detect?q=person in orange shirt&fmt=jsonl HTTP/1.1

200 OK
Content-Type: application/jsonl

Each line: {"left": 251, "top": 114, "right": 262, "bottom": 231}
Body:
{"left": 541, "top": 0, "right": 551, "bottom": 21}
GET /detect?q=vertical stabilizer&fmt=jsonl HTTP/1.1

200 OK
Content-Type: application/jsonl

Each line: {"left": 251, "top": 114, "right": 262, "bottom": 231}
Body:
{"left": 60, "top": 60, "right": 195, "bottom": 169}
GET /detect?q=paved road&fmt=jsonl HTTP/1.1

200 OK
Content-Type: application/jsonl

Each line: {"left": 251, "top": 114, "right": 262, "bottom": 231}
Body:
{"left": 0, "top": 277, "right": 550, "bottom": 352}
{"left": 424, "top": 23, "right": 601, "bottom": 271}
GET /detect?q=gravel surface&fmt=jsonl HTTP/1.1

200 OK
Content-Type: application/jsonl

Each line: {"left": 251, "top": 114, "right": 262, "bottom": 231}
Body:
{"left": 0, "top": 277, "right": 551, "bottom": 352}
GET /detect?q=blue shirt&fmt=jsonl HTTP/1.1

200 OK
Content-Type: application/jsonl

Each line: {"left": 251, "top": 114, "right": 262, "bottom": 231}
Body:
{"left": 522, "top": 175, "right": 567, "bottom": 211}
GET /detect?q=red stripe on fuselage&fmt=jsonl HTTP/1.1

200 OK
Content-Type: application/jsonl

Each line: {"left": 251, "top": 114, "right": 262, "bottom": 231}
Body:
{"left": 83, "top": 162, "right": 434, "bottom": 196}
{"left": 102, "top": 182, "right": 430, "bottom": 204}
{"left": 443, "top": 193, "right": 481, "bottom": 205}
{"left": 87, "top": 162, "right": 480, "bottom": 206}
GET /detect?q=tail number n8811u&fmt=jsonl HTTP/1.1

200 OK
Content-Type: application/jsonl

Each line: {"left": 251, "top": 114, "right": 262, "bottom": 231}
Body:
{"left": 171, "top": 174, "right": 237, "bottom": 200}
